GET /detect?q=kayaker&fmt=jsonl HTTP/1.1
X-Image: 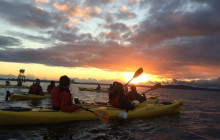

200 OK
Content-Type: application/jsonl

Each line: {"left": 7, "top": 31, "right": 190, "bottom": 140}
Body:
{"left": 109, "top": 82, "right": 135, "bottom": 110}
{"left": 17, "top": 79, "right": 22, "bottom": 86}
{"left": 5, "top": 81, "right": 10, "bottom": 86}
{"left": 51, "top": 75, "right": 80, "bottom": 112}
{"left": 47, "top": 80, "right": 55, "bottom": 93}
{"left": 96, "top": 84, "right": 101, "bottom": 90}
{"left": 126, "top": 85, "right": 146, "bottom": 103}
{"left": 28, "top": 79, "right": 43, "bottom": 95}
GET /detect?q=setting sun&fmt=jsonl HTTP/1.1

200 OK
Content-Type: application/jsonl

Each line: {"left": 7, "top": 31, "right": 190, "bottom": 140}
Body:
{"left": 120, "top": 72, "right": 158, "bottom": 84}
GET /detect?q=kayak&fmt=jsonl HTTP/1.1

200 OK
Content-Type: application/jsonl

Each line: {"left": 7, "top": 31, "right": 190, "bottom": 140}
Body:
{"left": 0, "top": 99, "right": 182, "bottom": 125}
{"left": 79, "top": 87, "right": 109, "bottom": 93}
{"left": 8, "top": 93, "right": 50, "bottom": 101}
{"left": 0, "top": 85, "right": 30, "bottom": 89}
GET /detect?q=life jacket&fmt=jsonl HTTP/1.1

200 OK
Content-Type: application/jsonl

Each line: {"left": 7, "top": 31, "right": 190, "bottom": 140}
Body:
{"left": 29, "top": 84, "right": 39, "bottom": 94}
{"left": 109, "top": 94, "right": 121, "bottom": 108}
{"left": 130, "top": 94, "right": 137, "bottom": 101}
{"left": 47, "top": 85, "right": 54, "bottom": 93}
{"left": 126, "top": 91, "right": 138, "bottom": 102}
{"left": 51, "top": 86, "right": 73, "bottom": 110}
{"left": 51, "top": 87, "right": 60, "bottom": 110}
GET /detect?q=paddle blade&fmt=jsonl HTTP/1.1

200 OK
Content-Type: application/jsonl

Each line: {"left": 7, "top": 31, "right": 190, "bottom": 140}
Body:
{"left": 142, "top": 83, "right": 161, "bottom": 94}
{"left": 133, "top": 67, "right": 143, "bottom": 78}
{"left": 94, "top": 110, "right": 109, "bottom": 123}
{"left": 118, "top": 112, "right": 128, "bottom": 119}
{"left": 151, "top": 83, "right": 161, "bottom": 90}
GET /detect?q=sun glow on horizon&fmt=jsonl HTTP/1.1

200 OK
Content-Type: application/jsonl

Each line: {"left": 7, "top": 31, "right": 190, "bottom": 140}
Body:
{"left": 120, "top": 72, "right": 159, "bottom": 84}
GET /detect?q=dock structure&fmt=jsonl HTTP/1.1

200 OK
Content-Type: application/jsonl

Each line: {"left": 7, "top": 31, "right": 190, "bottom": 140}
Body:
{"left": 18, "top": 69, "right": 25, "bottom": 82}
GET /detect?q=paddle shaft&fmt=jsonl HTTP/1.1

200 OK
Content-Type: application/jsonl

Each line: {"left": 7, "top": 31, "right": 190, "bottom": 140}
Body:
{"left": 80, "top": 106, "right": 109, "bottom": 123}
{"left": 142, "top": 89, "right": 152, "bottom": 94}
{"left": 141, "top": 83, "right": 161, "bottom": 95}
{"left": 80, "top": 106, "right": 94, "bottom": 114}
{"left": 126, "top": 79, "right": 133, "bottom": 85}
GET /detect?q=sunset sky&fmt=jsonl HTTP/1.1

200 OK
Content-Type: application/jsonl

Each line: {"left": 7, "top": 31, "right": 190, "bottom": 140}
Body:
{"left": 0, "top": 0, "right": 219, "bottom": 85}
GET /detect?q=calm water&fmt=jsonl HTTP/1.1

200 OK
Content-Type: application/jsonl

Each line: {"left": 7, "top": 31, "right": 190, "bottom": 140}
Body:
{"left": 0, "top": 81, "right": 219, "bottom": 140}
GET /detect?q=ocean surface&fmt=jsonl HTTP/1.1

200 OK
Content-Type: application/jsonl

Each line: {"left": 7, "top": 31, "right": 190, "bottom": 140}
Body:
{"left": 0, "top": 81, "right": 219, "bottom": 140}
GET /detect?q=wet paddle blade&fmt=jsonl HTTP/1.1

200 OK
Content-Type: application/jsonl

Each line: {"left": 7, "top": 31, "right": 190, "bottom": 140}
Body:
{"left": 151, "top": 83, "right": 161, "bottom": 90}
{"left": 118, "top": 112, "right": 128, "bottom": 119}
{"left": 142, "top": 83, "right": 161, "bottom": 94}
{"left": 126, "top": 68, "right": 144, "bottom": 85}
{"left": 133, "top": 67, "right": 143, "bottom": 78}
{"left": 94, "top": 110, "right": 109, "bottom": 123}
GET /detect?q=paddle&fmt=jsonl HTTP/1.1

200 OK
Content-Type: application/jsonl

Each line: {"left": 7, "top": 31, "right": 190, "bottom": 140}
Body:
{"left": 125, "top": 67, "right": 143, "bottom": 85}
{"left": 80, "top": 106, "right": 109, "bottom": 123}
{"left": 74, "top": 98, "right": 109, "bottom": 123}
{"left": 141, "top": 83, "right": 161, "bottom": 95}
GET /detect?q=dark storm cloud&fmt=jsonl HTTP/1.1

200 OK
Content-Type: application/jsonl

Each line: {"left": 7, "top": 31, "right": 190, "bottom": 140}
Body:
{"left": 0, "top": 36, "right": 22, "bottom": 47}
{"left": 134, "top": 0, "right": 220, "bottom": 44}
{"left": 0, "top": 1, "right": 58, "bottom": 29}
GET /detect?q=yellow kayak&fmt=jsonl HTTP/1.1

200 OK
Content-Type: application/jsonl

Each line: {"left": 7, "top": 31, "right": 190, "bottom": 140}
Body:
{"left": 79, "top": 87, "right": 109, "bottom": 93}
{"left": 0, "top": 85, "right": 30, "bottom": 89}
{"left": 8, "top": 93, "right": 50, "bottom": 101}
{"left": 0, "top": 99, "right": 182, "bottom": 125}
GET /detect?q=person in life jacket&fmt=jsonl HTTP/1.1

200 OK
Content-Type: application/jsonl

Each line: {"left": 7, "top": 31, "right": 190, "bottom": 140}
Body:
{"left": 109, "top": 82, "right": 135, "bottom": 110}
{"left": 126, "top": 85, "right": 146, "bottom": 103}
{"left": 96, "top": 84, "right": 101, "bottom": 90}
{"left": 51, "top": 75, "right": 80, "bottom": 112}
{"left": 28, "top": 79, "right": 43, "bottom": 95}
{"left": 5, "top": 81, "right": 10, "bottom": 86}
{"left": 47, "top": 80, "right": 55, "bottom": 93}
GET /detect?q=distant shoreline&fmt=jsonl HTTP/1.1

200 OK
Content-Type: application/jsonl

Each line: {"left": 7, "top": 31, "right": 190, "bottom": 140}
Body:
{"left": 1, "top": 78, "right": 220, "bottom": 91}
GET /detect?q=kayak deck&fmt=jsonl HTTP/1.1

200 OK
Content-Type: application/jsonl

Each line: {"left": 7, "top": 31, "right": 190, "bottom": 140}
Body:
{"left": 8, "top": 93, "right": 50, "bottom": 101}
{"left": 0, "top": 85, "right": 30, "bottom": 89}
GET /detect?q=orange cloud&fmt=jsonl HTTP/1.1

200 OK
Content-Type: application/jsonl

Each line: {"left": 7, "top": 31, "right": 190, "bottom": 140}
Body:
{"left": 53, "top": 3, "right": 69, "bottom": 11}
{"left": 35, "top": 0, "right": 49, "bottom": 3}
{"left": 68, "top": 17, "right": 81, "bottom": 23}
{"left": 70, "top": 6, "right": 89, "bottom": 19}
{"left": 65, "top": 23, "right": 75, "bottom": 28}
{"left": 70, "top": 6, "right": 101, "bottom": 20}
{"left": 120, "top": 5, "right": 127, "bottom": 12}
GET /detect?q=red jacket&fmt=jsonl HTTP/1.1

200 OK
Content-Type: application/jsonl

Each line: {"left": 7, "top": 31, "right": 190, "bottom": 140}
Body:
{"left": 109, "top": 94, "right": 121, "bottom": 108}
{"left": 109, "top": 92, "right": 135, "bottom": 110}
{"left": 51, "top": 87, "right": 80, "bottom": 112}
{"left": 126, "top": 91, "right": 146, "bottom": 103}
{"left": 29, "top": 84, "right": 43, "bottom": 94}
{"left": 47, "top": 84, "right": 55, "bottom": 94}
